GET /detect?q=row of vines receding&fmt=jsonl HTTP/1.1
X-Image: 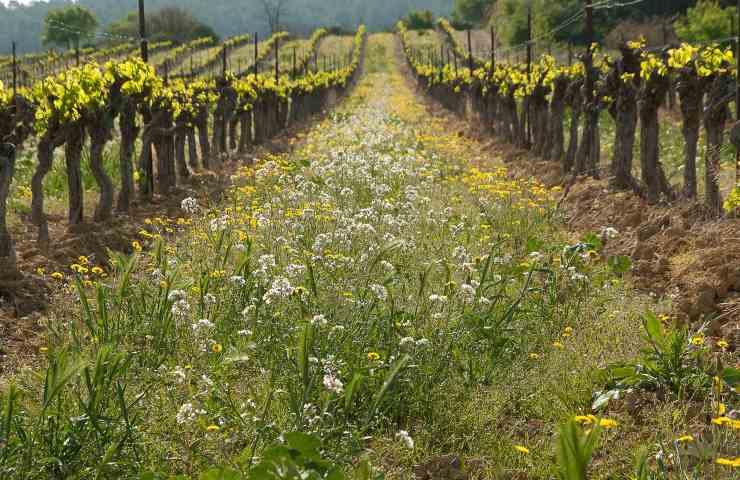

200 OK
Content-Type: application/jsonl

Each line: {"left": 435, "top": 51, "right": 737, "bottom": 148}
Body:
{"left": 399, "top": 21, "right": 740, "bottom": 213}
{"left": 0, "top": 26, "right": 367, "bottom": 279}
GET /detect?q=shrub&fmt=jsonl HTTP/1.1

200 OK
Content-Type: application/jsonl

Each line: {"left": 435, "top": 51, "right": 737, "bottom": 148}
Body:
{"left": 404, "top": 10, "right": 435, "bottom": 30}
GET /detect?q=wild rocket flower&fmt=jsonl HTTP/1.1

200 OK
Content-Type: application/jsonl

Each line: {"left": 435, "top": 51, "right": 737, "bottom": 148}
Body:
{"left": 180, "top": 197, "right": 198, "bottom": 214}
{"left": 323, "top": 373, "right": 344, "bottom": 394}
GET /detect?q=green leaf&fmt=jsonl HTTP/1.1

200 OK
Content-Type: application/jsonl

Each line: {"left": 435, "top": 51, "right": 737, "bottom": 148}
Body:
{"left": 525, "top": 237, "right": 544, "bottom": 254}
{"left": 642, "top": 311, "right": 663, "bottom": 343}
{"left": 344, "top": 373, "right": 364, "bottom": 411}
{"left": 199, "top": 468, "right": 241, "bottom": 480}
{"left": 325, "top": 468, "right": 345, "bottom": 480}
{"left": 283, "top": 432, "right": 321, "bottom": 457}
{"left": 367, "top": 354, "right": 410, "bottom": 421}
{"left": 581, "top": 232, "right": 603, "bottom": 251}
{"left": 721, "top": 367, "right": 740, "bottom": 386}
{"left": 607, "top": 255, "right": 632, "bottom": 275}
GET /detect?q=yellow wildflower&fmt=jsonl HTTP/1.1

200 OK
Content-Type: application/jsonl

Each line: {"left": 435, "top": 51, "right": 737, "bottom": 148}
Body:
{"left": 599, "top": 418, "right": 618, "bottom": 429}
{"left": 716, "top": 457, "right": 740, "bottom": 468}
{"left": 513, "top": 445, "right": 530, "bottom": 455}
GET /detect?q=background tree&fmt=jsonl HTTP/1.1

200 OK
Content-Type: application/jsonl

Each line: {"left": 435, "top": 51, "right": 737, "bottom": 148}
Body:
{"left": 674, "top": 0, "right": 734, "bottom": 44}
{"left": 260, "top": 0, "right": 291, "bottom": 33}
{"left": 452, "top": 0, "right": 492, "bottom": 27}
{"left": 42, "top": 5, "right": 98, "bottom": 50}
{"left": 107, "top": 6, "right": 217, "bottom": 44}
{"left": 404, "top": 9, "right": 435, "bottom": 30}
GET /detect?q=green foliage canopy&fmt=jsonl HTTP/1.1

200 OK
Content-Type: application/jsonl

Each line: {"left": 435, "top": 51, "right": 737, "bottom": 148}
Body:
{"left": 674, "top": 0, "right": 735, "bottom": 44}
{"left": 107, "top": 6, "right": 218, "bottom": 44}
{"left": 42, "top": 5, "right": 98, "bottom": 50}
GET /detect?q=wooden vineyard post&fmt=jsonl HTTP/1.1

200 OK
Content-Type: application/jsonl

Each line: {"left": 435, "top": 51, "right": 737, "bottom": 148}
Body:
{"left": 526, "top": 4, "right": 532, "bottom": 147}
{"left": 138, "top": 0, "right": 149, "bottom": 62}
{"left": 222, "top": 46, "right": 228, "bottom": 77}
{"left": 11, "top": 41, "right": 17, "bottom": 99}
{"left": 440, "top": 44, "right": 445, "bottom": 82}
{"left": 467, "top": 29, "right": 473, "bottom": 73}
{"left": 292, "top": 46, "right": 297, "bottom": 78}
{"left": 138, "top": 0, "right": 154, "bottom": 199}
{"left": 490, "top": 25, "right": 495, "bottom": 71}
{"left": 275, "top": 35, "right": 280, "bottom": 82}
{"left": 568, "top": 43, "right": 573, "bottom": 66}
{"left": 736, "top": 0, "right": 740, "bottom": 185}
{"left": 254, "top": 32, "right": 259, "bottom": 74}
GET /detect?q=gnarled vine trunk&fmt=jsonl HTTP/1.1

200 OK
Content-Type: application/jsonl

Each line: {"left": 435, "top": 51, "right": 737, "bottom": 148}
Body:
{"left": 575, "top": 89, "right": 600, "bottom": 177}
{"left": 117, "top": 101, "right": 139, "bottom": 212}
{"left": 238, "top": 112, "right": 252, "bottom": 154}
{"left": 32, "top": 130, "right": 66, "bottom": 248}
{"left": 187, "top": 127, "right": 199, "bottom": 171}
{"left": 609, "top": 47, "right": 641, "bottom": 192}
{"left": 639, "top": 75, "right": 673, "bottom": 204}
{"left": 0, "top": 143, "right": 16, "bottom": 271}
{"left": 677, "top": 75, "right": 704, "bottom": 199}
{"left": 195, "top": 106, "right": 211, "bottom": 169}
{"left": 65, "top": 124, "right": 85, "bottom": 225}
{"left": 545, "top": 77, "right": 568, "bottom": 162}
{"left": 564, "top": 81, "right": 583, "bottom": 175}
{"left": 174, "top": 126, "right": 190, "bottom": 182}
{"left": 88, "top": 116, "right": 115, "bottom": 222}
{"left": 704, "top": 76, "right": 732, "bottom": 215}
{"left": 531, "top": 83, "right": 550, "bottom": 157}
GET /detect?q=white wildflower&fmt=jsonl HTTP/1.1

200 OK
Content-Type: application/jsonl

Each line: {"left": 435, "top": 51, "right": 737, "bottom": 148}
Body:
{"left": 176, "top": 402, "right": 196, "bottom": 425}
{"left": 180, "top": 197, "right": 198, "bottom": 214}
{"left": 395, "top": 430, "right": 414, "bottom": 449}
{"left": 323, "top": 373, "right": 344, "bottom": 394}
{"left": 369, "top": 284, "right": 388, "bottom": 301}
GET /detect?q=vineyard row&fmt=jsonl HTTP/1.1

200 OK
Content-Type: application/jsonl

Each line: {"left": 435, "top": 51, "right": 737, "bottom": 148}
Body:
{"left": 0, "top": 26, "right": 367, "bottom": 274}
{"left": 398, "top": 21, "right": 740, "bottom": 212}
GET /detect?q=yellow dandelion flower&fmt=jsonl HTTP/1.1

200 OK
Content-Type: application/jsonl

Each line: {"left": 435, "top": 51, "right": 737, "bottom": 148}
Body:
{"left": 132, "top": 241, "right": 143, "bottom": 253}
{"left": 717, "top": 339, "right": 729, "bottom": 350}
{"left": 51, "top": 272, "right": 64, "bottom": 281}
{"left": 211, "top": 343, "right": 223, "bottom": 353}
{"left": 367, "top": 352, "right": 380, "bottom": 361}
{"left": 599, "top": 418, "right": 618, "bottom": 429}
{"left": 206, "top": 425, "right": 220, "bottom": 432}
{"left": 553, "top": 341, "right": 564, "bottom": 349}
{"left": 716, "top": 457, "right": 740, "bottom": 468}
{"left": 676, "top": 435, "right": 694, "bottom": 443}
{"left": 574, "top": 415, "right": 597, "bottom": 425}
{"left": 513, "top": 445, "right": 530, "bottom": 455}
{"left": 690, "top": 334, "right": 704, "bottom": 346}
{"left": 712, "top": 416, "right": 731, "bottom": 426}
